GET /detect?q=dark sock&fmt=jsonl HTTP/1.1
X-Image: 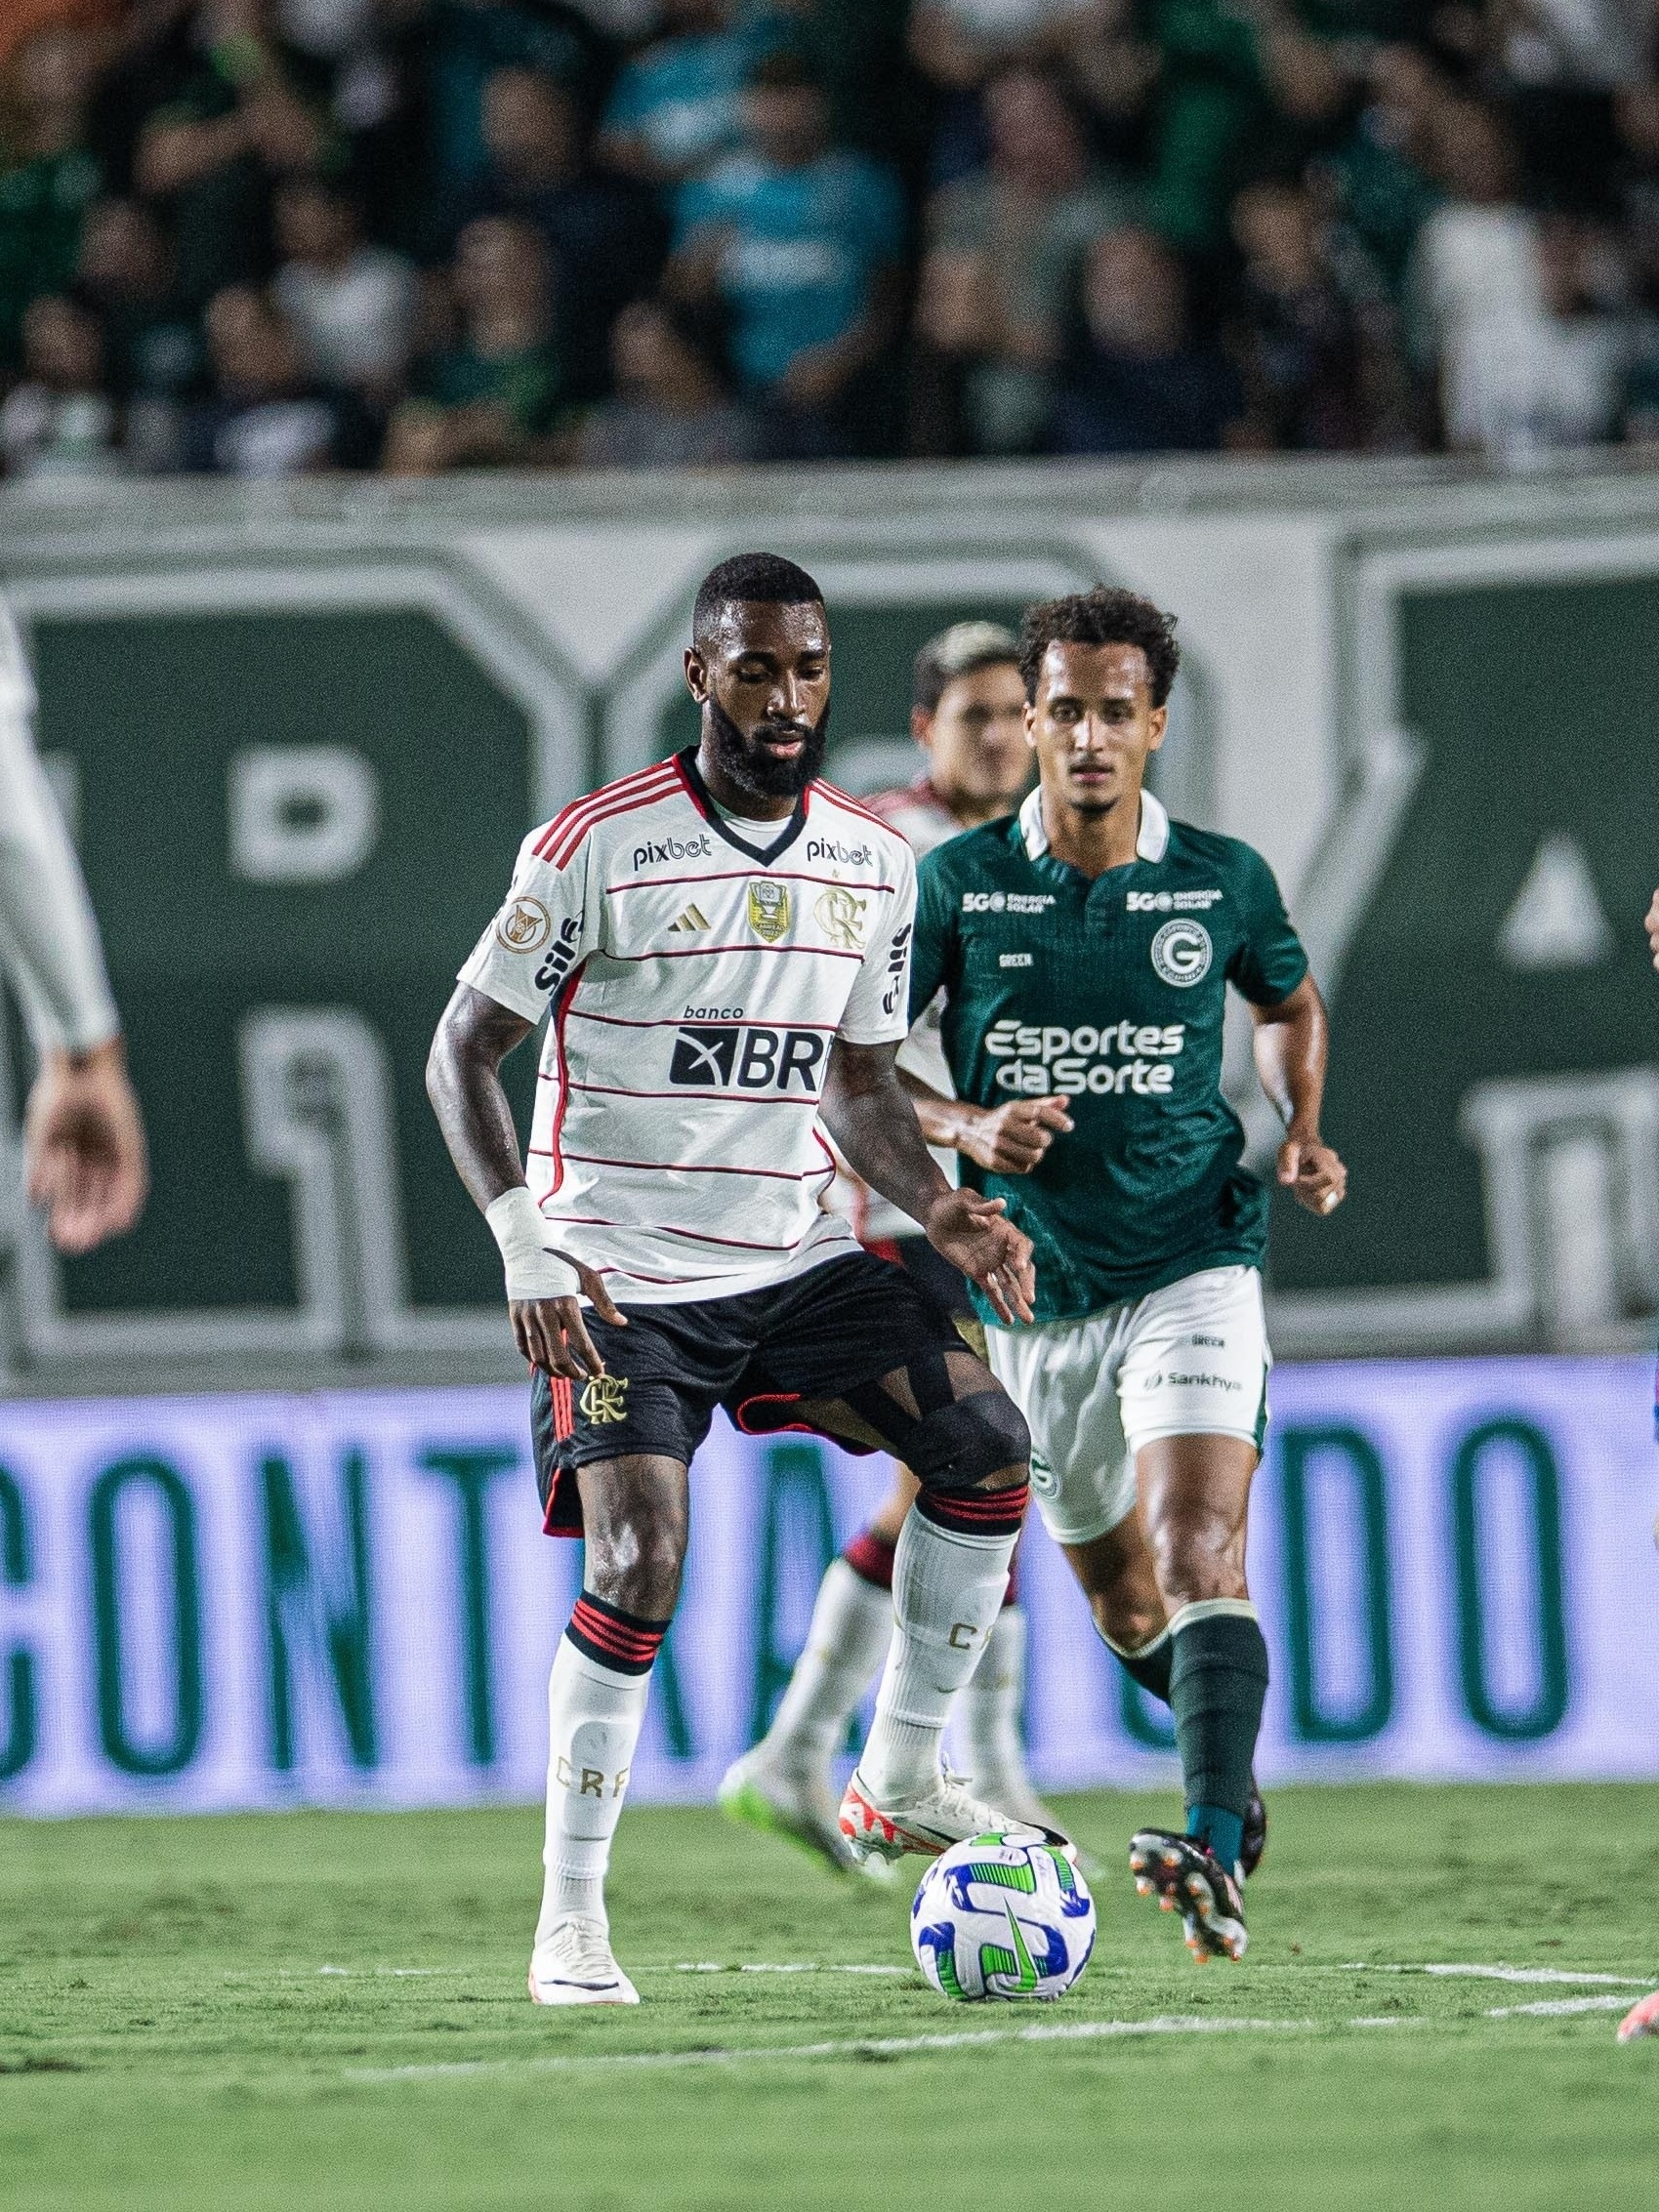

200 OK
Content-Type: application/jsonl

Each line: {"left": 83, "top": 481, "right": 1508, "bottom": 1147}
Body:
{"left": 1111, "top": 1627, "right": 1173, "bottom": 1703}
{"left": 1169, "top": 1608, "right": 1269, "bottom": 1872}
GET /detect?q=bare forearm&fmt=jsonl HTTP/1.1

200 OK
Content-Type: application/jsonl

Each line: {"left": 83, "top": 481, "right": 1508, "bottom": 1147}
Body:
{"left": 426, "top": 988, "right": 533, "bottom": 1212}
{"left": 896, "top": 1066, "right": 985, "bottom": 1152}
{"left": 823, "top": 1049, "right": 951, "bottom": 1228}
{"left": 1252, "top": 979, "right": 1328, "bottom": 1136}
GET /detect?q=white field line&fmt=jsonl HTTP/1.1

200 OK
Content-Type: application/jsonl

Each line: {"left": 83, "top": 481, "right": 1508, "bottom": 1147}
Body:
{"left": 1486, "top": 1995, "right": 1636, "bottom": 2019}
{"left": 347, "top": 2015, "right": 1313, "bottom": 2085}
{"left": 673, "top": 1962, "right": 909, "bottom": 1977}
{"left": 1341, "top": 1963, "right": 1655, "bottom": 1987}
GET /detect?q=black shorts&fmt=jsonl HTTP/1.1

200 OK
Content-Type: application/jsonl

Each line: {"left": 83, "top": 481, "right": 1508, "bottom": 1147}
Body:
{"left": 531, "top": 1249, "right": 966, "bottom": 1536}
{"left": 871, "top": 1231, "right": 974, "bottom": 1324}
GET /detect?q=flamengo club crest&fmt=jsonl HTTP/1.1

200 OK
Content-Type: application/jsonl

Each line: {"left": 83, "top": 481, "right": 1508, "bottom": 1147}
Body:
{"left": 579, "top": 1372, "right": 630, "bottom": 1424}
{"left": 748, "top": 881, "right": 791, "bottom": 942}
{"left": 814, "top": 886, "right": 867, "bottom": 949}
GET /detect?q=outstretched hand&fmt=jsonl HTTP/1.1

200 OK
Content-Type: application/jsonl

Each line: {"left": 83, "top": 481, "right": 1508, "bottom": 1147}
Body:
{"left": 512, "top": 1255, "right": 628, "bottom": 1380}
{"left": 1278, "top": 1133, "right": 1348, "bottom": 1216}
{"left": 925, "top": 1188, "right": 1036, "bottom": 1324}
{"left": 1645, "top": 888, "right": 1659, "bottom": 970}
{"left": 961, "top": 1093, "right": 1073, "bottom": 1175}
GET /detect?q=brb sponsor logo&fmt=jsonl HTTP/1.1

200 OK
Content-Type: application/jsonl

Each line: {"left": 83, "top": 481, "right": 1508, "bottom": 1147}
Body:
{"left": 806, "top": 837, "right": 872, "bottom": 867}
{"left": 633, "top": 833, "right": 713, "bottom": 870}
{"left": 669, "top": 1023, "right": 828, "bottom": 1093}
{"left": 985, "top": 1018, "right": 1185, "bottom": 1096}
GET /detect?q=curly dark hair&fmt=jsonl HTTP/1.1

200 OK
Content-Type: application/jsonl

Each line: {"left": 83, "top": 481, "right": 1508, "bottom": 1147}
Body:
{"left": 1017, "top": 587, "right": 1181, "bottom": 708}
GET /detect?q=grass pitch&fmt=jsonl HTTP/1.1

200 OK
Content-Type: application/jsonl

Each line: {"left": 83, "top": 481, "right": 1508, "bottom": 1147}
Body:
{"left": 3, "top": 1784, "right": 1658, "bottom": 2211}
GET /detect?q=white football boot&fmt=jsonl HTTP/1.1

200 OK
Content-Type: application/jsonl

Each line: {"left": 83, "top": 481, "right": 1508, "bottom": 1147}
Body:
{"left": 717, "top": 1746, "right": 866, "bottom": 1875}
{"left": 839, "top": 1763, "right": 1072, "bottom": 1867}
{"left": 527, "top": 1916, "right": 640, "bottom": 2006}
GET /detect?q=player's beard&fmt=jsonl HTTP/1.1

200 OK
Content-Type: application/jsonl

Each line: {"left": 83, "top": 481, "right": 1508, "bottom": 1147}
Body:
{"left": 706, "top": 695, "right": 830, "bottom": 804}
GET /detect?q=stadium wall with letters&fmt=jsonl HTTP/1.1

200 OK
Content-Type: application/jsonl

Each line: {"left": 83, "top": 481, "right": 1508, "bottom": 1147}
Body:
{"left": 3, "top": 457, "right": 1658, "bottom": 1387}
{"left": 0, "top": 1354, "right": 1654, "bottom": 1813}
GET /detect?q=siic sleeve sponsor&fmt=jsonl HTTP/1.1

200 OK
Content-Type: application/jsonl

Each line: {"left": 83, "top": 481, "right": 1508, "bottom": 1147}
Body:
{"left": 984, "top": 1018, "right": 1185, "bottom": 1096}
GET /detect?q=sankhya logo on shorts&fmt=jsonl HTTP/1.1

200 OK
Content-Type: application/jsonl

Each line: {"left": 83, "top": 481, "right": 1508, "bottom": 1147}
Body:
{"left": 1149, "top": 920, "right": 1212, "bottom": 987}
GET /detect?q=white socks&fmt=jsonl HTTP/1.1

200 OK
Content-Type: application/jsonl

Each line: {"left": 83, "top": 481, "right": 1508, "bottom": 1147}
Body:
{"left": 956, "top": 1602, "right": 1029, "bottom": 1796}
{"left": 534, "top": 1636, "right": 651, "bottom": 1942}
{"left": 755, "top": 1556, "right": 893, "bottom": 1773}
{"left": 861, "top": 1509, "right": 1020, "bottom": 1803}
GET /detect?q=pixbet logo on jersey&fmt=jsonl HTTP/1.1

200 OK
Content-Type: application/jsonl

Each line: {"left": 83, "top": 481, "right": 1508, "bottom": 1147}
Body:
{"left": 985, "top": 1018, "right": 1185, "bottom": 1096}
{"left": 632, "top": 833, "right": 713, "bottom": 871}
{"left": 806, "top": 837, "right": 872, "bottom": 867}
{"left": 668, "top": 1024, "right": 828, "bottom": 1093}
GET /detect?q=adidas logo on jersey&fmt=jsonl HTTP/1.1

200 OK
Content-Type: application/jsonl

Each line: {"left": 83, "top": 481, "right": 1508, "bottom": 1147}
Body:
{"left": 668, "top": 905, "right": 710, "bottom": 934}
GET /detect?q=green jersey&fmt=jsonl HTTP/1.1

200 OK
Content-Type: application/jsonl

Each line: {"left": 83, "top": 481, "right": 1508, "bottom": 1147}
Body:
{"left": 909, "top": 788, "right": 1309, "bottom": 1324}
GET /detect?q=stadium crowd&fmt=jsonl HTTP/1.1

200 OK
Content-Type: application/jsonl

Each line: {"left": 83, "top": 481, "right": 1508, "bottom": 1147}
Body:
{"left": 5, "top": 0, "right": 1659, "bottom": 478}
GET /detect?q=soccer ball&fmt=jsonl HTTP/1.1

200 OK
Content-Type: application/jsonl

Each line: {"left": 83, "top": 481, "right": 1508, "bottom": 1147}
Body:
{"left": 910, "top": 1829, "right": 1095, "bottom": 2002}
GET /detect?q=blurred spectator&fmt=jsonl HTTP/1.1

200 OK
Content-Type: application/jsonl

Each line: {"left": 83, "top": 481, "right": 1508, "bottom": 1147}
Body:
{"left": 669, "top": 51, "right": 904, "bottom": 456}
{"left": 1316, "top": 44, "right": 1447, "bottom": 295}
{"left": 1052, "top": 224, "right": 1244, "bottom": 453}
{"left": 72, "top": 193, "right": 204, "bottom": 467}
{"left": 179, "top": 282, "right": 378, "bottom": 473}
{"left": 573, "top": 292, "right": 762, "bottom": 465}
{"left": 1228, "top": 176, "right": 1413, "bottom": 452}
{"left": 420, "top": 0, "right": 606, "bottom": 194}
{"left": 0, "top": 3, "right": 118, "bottom": 75}
{"left": 116, "top": 2, "right": 331, "bottom": 314}
{"left": 0, "top": 28, "right": 104, "bottom": 369}
{"left": 1145, "top": 0, "right": 1351, "bottom": 253}
{"left": 271, "top": 173, "right": 418, "bottom": 397}
{"left": 599, "top": 0, "right": 781, "bottom": 184}
{"left": 0, "top": 291, "right": 120, "bottom": 477}
{"left": 384, "top": 213, "right": 564, "bottom": 471}
{"left": 913, "top": 62, "right": 1138, "bottom": 454}
{"left": 1410, "top": 102, "right": 1636, "bottom": 453}
{"left": 444, "top": 65, "right": 665, "bottom": 396}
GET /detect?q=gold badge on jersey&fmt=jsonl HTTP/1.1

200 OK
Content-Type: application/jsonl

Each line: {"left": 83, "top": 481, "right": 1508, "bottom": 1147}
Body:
{"left": 579, "top": 1373, "right": 630, "bottom": 1425}
{"left": 747, "top": 881, "right": 791, "bottom": 943}
{"left": 495, "top": 893, "right": 552, "bottom": 955}
{"left": 814, "top": 886, "right": 867, "bottom": 950}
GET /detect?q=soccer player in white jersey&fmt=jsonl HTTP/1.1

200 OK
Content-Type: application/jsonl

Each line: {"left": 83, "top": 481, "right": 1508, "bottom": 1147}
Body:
{"left": 428, "top": 553, "right": 1058, "bottom": 2006}
{"left": 0, "top": 595, "right": 146, "bottom": 1253}
{"left": 720, "top": 619, "right": 1071, "bottom": 1865}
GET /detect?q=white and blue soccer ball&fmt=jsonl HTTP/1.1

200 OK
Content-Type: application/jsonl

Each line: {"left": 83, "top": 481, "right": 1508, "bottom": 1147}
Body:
{"left": 910, "top": 1829, "right": 1095, "bottom": 2002}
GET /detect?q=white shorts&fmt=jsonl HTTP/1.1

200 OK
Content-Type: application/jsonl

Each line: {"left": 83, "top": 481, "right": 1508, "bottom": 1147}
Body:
{"left": 985, "top": 1264, "right": 1270, "bottom": 1547}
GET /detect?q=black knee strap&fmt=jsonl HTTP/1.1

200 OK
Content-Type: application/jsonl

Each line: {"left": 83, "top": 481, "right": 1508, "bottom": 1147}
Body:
{"left": 844, "top": 1366, "right": 1029, "bottom": 1495}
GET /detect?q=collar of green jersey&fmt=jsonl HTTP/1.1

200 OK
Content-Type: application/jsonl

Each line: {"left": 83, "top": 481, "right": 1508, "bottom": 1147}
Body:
{"left": 1016, "top": 785, "right": 1170, "bottom": 867}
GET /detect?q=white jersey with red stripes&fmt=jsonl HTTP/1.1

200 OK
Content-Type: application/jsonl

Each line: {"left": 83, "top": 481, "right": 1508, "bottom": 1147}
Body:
{"left": 459, "top": 748, "right": 917, "bottom": 1305}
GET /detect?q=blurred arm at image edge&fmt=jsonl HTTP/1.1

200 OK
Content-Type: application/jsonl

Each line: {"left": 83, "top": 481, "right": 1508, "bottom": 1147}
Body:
{"left": 0, "top": 595, "right": 146, "bottom": 1254}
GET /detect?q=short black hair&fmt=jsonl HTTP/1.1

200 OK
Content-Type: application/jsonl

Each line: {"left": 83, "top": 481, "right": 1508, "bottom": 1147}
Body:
{"left": 912, "top": 620, "right": 1020, "bottom": 715}
{"left": 692, "top": 553, "right": 824, "bottom": 647}
{"left": 1017, "top": 586, "right": 1180, "bottom": 707}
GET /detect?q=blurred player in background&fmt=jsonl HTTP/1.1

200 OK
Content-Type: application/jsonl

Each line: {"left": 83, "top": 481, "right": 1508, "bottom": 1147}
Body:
{"left": 1621, "top": 885, "right": 1659, "bottom": 2043}
{"left": 0, "top": 597, "right": 146, "bottom": 1255}
{"left": 428, "top": 555, "right": 1054, "bottom": 2007}
{"left": 903, "top": 587, "right": 1347, "bottom": 1965}
{"left": 720, "top": 619, "right": 1063, "bottom": 1868}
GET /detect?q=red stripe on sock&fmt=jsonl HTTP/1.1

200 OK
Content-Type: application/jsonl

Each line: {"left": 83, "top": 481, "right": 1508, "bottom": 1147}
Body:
{"left": 843, "top": 1529, "right": 897, "bottom": 1590}
{"left": 921, "top": 1483, "right": 1029, "bottom": 1534}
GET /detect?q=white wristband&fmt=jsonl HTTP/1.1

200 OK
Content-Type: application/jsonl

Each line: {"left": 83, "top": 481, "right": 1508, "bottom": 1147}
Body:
{"left": 485, "top": 1187, "right": 582, "bottom": 1302}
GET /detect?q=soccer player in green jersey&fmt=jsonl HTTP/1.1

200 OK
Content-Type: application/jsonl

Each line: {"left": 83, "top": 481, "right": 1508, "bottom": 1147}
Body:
{"left": 902, "top": 586, "right": 1348, "bottom": 1963}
